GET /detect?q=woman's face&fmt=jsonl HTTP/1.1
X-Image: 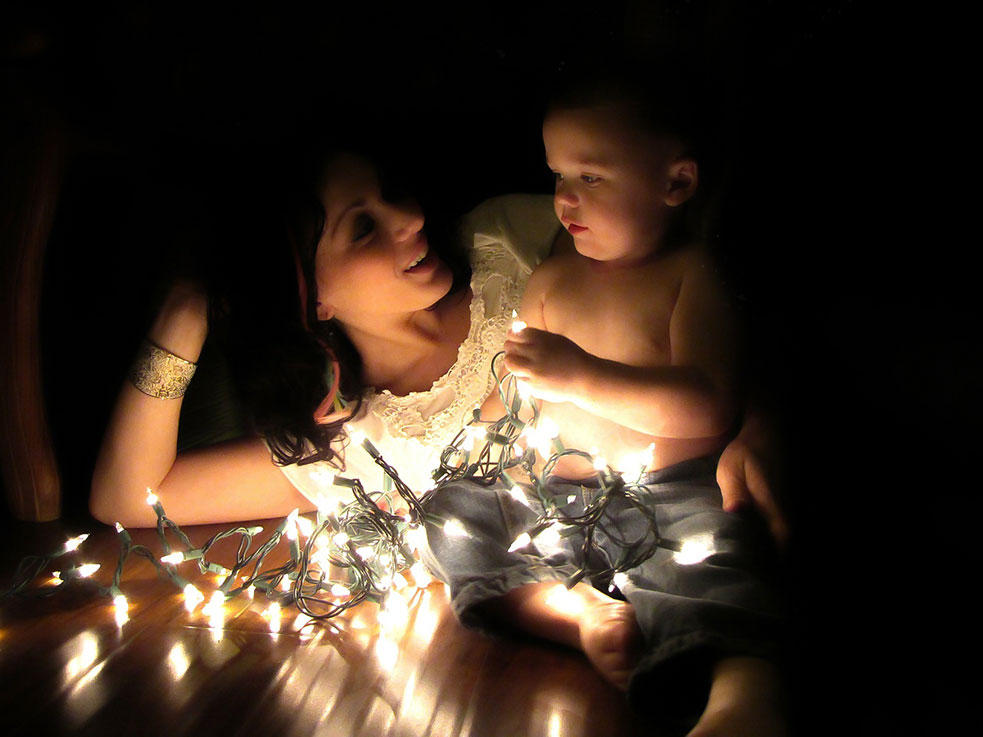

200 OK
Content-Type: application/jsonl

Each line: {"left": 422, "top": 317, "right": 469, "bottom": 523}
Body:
{"left": 313, "top": 154, "right": 453, "bottom": 327}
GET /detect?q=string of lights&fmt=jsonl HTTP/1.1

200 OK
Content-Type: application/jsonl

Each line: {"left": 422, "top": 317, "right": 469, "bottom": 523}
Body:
{"left": 2, "top": 345, "right": 714, "bottom": 628}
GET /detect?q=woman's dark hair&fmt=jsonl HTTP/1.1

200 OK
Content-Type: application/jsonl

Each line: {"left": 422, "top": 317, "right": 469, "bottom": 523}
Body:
{"left": 204, "top": 135, "right": 469, "bottom": 469}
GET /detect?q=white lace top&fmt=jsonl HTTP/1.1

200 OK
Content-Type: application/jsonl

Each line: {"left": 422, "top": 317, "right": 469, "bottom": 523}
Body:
{"left": 279, "top": 194, "right": 560, "bottom": 506}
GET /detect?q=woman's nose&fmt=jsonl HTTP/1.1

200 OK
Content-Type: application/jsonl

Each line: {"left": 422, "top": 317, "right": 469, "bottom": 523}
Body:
{"left": 392, "top": 200, "right": 425, "bottom": 242}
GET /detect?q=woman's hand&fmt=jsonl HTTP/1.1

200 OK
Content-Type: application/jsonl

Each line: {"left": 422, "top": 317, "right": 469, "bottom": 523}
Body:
{"left": 716, "top": 412, "right": 789, "bottom": 546}
{"left": 503, "top": 326, "right": 593, "bottom": 405}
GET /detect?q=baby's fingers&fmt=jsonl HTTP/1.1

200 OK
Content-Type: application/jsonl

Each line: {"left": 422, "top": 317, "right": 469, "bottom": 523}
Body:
{"left": 503, "top": 349, "right": 534, "bottom": 376}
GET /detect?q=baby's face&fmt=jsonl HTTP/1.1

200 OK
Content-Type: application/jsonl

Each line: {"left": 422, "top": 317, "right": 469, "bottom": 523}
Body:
{"left": 543, "top": 106, "right": 681, "bottom": 265}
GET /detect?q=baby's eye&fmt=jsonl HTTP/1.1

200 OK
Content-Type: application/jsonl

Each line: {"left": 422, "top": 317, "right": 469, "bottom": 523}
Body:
{"left": 581, "top": 174, "right": 601, "bottom": 185}
{"left": 552, "top": 171, "right": 564, "bottom": 183}
{"left": 351, "top": 212, "right": 375, "bottom": 242}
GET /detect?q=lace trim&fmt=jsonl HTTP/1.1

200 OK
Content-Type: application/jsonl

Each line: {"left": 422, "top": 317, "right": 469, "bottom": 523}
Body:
{"left": 364, "top": 242, "right": 524, "bottom": 447}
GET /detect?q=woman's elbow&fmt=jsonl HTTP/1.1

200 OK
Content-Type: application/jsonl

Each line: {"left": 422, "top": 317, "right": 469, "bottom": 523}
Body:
{"left": 89, "top": 475, "right": 116, "bottom": 525}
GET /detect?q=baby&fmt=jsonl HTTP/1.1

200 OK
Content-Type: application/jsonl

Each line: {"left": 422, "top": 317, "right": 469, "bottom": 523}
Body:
{"left": 501, "top": 81, "right": 785, "bottom": 735}
{"left": 423, "top": 72, "right": 785, "bottom": 737}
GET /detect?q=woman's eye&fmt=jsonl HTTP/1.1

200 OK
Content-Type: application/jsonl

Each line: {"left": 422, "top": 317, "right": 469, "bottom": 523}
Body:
{"left": 351, "top": 213, "right": 375, "bottom": 242}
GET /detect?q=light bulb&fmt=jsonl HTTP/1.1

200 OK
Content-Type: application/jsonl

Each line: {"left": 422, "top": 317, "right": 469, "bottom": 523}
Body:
{"left": 508, "top": 485, "right": 532, "bottom": 508}
{"left": 508, "top": 532, "right": 532, "bottom": 552}
{"left": 442, "top": 519, "right": 468, "bottom": 538}
{"left": 64, "top": 534, "right": 89, "bottom": 552}
{"left": 410, "top": 561, "right": 432, "bottom": 589}
{"left": 673, "top": 535, "right": 715, "bottom": 565}
{"left": 182, "top": 584, "right": 204, "bottom": 612}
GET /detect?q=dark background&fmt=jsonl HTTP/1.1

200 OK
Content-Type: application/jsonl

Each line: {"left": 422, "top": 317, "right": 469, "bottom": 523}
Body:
{"left": 1, "top": 1, "right": 967, "bottom": 734}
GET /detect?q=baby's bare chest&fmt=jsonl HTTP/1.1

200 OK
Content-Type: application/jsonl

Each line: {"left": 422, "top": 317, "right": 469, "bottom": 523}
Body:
{"left": 542, "top": 264, "right": 681, "bottom": 366}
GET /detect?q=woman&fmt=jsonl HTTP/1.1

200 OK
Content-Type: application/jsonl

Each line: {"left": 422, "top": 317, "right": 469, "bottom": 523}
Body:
{"left": 89, "top": 148, "right": 783, "bottom": 540}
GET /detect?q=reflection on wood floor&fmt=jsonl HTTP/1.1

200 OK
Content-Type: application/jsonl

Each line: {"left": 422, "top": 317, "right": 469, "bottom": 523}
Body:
{"left": 1, "top": 519, "right": 660, "bottom": 736}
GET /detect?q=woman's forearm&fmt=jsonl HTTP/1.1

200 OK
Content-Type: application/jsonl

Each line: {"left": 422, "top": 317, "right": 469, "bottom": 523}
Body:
{"left": 89, "top": 284, "right": 208, "bottom": 526}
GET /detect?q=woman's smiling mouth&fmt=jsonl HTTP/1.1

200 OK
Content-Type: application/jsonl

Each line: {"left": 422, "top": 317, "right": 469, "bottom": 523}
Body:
{"left": 404, "top": 243, "right": 431, "bottom": 272}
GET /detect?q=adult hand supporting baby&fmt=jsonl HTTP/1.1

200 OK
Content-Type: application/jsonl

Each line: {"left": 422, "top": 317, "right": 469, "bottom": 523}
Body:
{"left": 716, "top": 409, "right": 789, "bottom": 547}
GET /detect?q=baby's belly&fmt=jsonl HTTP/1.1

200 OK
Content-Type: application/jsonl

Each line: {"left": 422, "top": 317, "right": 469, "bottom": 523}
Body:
{"left": 537, "top": 401, "right": 725, "bottom": 480}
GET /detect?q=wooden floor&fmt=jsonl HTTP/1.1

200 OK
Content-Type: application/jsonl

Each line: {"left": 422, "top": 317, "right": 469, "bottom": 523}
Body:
{"left": 0, "top": 517, "right": 664, "bottom": 737}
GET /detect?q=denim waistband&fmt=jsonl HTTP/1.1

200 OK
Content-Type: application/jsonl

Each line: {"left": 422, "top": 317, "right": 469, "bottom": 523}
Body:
{"left": 546, "top": 453, "right": 720, "bottom": 489}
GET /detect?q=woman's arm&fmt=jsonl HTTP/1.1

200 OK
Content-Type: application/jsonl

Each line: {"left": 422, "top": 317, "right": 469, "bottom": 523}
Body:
{"left": 90, "top": 283, "right": 311, "bottom": 528}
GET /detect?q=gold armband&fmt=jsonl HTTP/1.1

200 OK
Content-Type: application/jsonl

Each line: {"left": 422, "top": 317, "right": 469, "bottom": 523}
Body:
{"left": 128, "top": 340, "right": 197, "bottom": 399}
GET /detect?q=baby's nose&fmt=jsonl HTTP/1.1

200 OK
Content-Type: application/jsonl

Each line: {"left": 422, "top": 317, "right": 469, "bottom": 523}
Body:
{"left": 554, "top": 180, "right": 579, "bottom": 207}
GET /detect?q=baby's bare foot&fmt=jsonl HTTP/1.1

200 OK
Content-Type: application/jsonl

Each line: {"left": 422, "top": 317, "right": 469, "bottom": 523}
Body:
{"left": 578, "top": 599, "right": 643, "bottom": 691}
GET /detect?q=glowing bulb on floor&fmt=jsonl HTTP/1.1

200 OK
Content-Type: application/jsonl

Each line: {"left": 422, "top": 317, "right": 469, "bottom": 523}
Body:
{"left": 182, "top": 584, "right": 204, "bottom": 613}
{"left": 375, "top": 636, "right": 399, "bottom": 671}
{"left": 410, "top": 561, "right": 432, "bottom": 589}
{"left": 263, "top": 602, "right": 282, "bottom": 632}
{"left": 145, "top": 489, "right": 158, "bottom": 506}
{"left": 76, "top": 563, "right": 100, "bottom": 578}
{"left": 330, "top": 583, "right": 351, "bottom": 597}
{"left": 378, "top": 593, "right": 409, "bottom": 631}
{"left": 113, "top": 594, "right": 129, "bottom": 626}
{"left": 64, "top": 534, "right": 89, "bottom": 552}
{"left": 161, "top": 552, "right": 185, "bottom": 565}
{"left": 204, "top": 592, "right": 226, "bottom": 629}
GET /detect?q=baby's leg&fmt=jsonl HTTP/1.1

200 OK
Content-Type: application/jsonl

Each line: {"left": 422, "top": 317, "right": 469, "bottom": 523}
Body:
{"left": 422, "top": 479, "right": 643, "bottom": 689}
{"left": 482, "top": 581, "right": 643, "bottom": 691}
{"left": 590, "top": 458, "right": 784, "bottom": 729}
{"left": 687, "top": 656, "right": 786, "bottom": 737}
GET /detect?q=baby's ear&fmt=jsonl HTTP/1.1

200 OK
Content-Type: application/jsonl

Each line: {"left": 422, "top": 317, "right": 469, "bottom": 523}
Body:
{"left": 665, "top": 157, "right": 698, "bottom": 207}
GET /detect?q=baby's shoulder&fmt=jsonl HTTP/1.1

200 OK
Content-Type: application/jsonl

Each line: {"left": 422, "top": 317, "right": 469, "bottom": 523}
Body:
{"left": 526, "top": 251, "right": 578, "bottom": 290}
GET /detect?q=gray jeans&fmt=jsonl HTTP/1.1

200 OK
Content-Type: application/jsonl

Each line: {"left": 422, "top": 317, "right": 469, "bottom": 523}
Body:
{"left": 421, "top": 455, "right": 783, "bottom": 716}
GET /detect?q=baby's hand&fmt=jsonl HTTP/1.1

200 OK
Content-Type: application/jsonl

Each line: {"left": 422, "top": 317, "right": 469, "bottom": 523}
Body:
{"left": 503, "top": 325, "right": 591, "bottom": 404}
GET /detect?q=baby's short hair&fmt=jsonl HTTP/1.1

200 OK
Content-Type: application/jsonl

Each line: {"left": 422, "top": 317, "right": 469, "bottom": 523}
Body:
{"left": 546, "top": 55, "right": 702, "bottom": 156}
